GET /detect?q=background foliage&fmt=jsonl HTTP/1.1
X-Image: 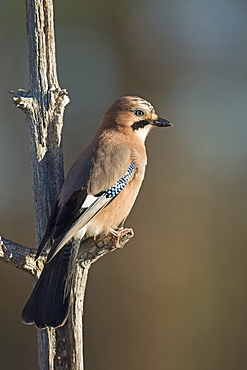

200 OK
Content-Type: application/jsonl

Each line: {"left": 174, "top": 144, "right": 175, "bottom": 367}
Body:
{"left": 1, "top": 0, "right": 247, "bottom": 369}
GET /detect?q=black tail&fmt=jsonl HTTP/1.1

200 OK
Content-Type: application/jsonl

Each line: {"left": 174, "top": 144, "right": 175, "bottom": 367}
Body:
{"left": 22, "top": 242, "right": 78, "bottom": 328}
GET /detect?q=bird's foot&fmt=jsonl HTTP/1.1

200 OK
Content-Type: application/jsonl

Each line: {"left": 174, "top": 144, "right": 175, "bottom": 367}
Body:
{"left": 109, "top": 227, "right": 131, "bottom": 248}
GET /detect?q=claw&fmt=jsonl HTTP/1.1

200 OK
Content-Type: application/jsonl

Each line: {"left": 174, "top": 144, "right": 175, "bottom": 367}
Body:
{"left": 109, "top": 227, "right": 129, "bottom": 248}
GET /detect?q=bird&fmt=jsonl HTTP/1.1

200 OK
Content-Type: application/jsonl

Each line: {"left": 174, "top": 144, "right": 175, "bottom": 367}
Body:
{"left": 21, "top": 96, "right": 172, "bottom": 329}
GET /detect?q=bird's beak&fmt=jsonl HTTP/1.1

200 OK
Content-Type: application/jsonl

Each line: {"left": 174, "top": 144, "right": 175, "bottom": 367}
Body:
{"left": 151, "top": 117, "right": 173, "bottom": 127}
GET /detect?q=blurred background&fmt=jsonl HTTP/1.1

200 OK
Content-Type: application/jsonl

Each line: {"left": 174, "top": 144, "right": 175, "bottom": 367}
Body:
{"left": 1, "top": 0, "right": 247, "bottom": 369}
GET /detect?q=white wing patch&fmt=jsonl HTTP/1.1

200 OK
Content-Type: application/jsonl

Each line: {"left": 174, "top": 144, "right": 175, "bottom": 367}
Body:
{"left": 82, "top": 194, "right": 98, "bottom": 208}
{"left": 49, "top": 194, "right": 111, "bottom": 260}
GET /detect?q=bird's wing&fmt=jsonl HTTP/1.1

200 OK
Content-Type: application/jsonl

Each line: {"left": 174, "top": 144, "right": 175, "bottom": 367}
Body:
{"left": 36, "top": 140, "right": 135, "bottom": 261}
{"left": 39, "top": 161, "right": 136, "bottom": 262}
{"left": 35, "top": 189, "right": 88, "bottom": 259}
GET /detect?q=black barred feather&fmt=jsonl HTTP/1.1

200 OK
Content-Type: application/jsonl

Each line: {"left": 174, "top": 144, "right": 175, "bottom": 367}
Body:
{"left": 53, "top": 189, "right": 88, "bottom": 239}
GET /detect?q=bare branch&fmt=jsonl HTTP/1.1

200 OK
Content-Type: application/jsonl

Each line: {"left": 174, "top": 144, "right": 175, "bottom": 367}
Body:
{"left": 78, "top": 228, "right": 134, "bottom": 266}
{"left": 0, "top": 228, "right": 134, "bottom": 276}
{"left": 0, "top": 236, "right": 40, "bottom": 275}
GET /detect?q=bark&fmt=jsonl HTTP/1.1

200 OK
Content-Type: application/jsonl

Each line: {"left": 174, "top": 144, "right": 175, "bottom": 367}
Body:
{"left": 1, "top": 0, "right": 134, "bottom": 369}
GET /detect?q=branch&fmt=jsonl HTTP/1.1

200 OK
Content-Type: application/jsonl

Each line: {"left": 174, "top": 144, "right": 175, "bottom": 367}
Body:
{"left": 78, "top": 228, "right": 134, "bottom": 266}
{"left": 0, "top": 228, "right": 134, "bottom": 274}
{"left": 0, "top": 236, "right": 40, "bottom": 275}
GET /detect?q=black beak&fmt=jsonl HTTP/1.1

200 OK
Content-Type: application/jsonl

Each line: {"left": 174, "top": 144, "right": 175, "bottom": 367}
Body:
{"left": 151, "top": 117, "right": 173, "bottom": 127}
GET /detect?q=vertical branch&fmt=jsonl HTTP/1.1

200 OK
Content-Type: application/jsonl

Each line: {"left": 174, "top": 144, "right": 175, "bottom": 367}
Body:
{"left": 11, "top": 0, "right": 74, "bottom": 369}
{"left": 24, "top": 0, "right": 68, "bottom": 242}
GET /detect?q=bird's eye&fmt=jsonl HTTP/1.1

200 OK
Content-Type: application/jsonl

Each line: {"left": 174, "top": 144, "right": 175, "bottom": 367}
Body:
{"left": 134, "top": 109, "right": 144, "bottom": 117}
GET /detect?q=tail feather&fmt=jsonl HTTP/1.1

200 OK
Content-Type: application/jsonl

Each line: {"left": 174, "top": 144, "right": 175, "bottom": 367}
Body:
{"left": 22, "top": 242, "right": 78, "bottom": 328}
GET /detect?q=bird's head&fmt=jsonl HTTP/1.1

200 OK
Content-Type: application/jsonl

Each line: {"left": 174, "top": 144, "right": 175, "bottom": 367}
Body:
{"left": 100, "top": 96, "right": 172, "bottom": 142}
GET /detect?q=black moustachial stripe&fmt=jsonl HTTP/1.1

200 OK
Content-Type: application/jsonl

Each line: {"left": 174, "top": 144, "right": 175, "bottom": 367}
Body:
{"left": 131, "top": 119, "right": 152, "bottom": 131}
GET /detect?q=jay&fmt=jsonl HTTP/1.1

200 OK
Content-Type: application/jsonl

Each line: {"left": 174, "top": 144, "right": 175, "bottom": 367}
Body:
{"left": 22, "top": 96, "right": 172, "bottom": 328}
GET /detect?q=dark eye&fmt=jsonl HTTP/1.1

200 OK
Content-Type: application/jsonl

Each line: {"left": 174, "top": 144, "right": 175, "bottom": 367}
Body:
{"left": 134, "top": 109, "right": 144, "bottom": 117}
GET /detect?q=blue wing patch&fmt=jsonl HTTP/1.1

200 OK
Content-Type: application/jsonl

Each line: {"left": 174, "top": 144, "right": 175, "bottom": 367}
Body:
{"left": 105, "top": 162, "right": 136, "bottom": 198}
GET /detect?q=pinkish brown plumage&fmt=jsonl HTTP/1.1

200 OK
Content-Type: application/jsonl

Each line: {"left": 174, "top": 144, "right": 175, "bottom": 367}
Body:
{"left": 22, "top": 96, "right": 172, "bottom": 328}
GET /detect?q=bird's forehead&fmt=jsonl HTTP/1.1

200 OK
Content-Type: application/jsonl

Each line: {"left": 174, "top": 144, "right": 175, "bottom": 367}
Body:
{"left": 119, "top": 96, "right": 155, "bottom": 113}
{"left": 131, "top": 97, "right": 155, "bottom": 112}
